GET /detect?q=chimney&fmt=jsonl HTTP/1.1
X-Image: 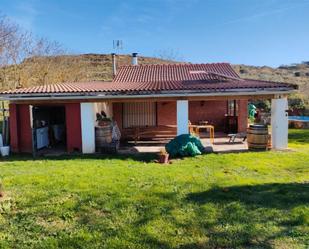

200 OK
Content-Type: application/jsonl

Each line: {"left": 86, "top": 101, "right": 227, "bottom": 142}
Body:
{"left": 132, "top": 53, "right": 138, "bottom": 65}
{"left": 111, "top": 53, "right": 117, "bottom": 77}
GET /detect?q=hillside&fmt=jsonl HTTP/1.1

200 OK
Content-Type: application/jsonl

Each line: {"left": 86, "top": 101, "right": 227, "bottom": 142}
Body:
{"left": 233, "top": 63, "right": 309, "bottom": 102}
{"left": 0, "top": 54, "right": 308, "bottom": 105}
{"left": 0, "top": 54, "right": 176, "bottom": 90}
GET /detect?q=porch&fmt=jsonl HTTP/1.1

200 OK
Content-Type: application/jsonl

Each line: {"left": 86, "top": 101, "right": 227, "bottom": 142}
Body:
{"left": 80, "top": 95, "right": 288, "bottom": 154}
{"left": 7, "top": 95, "right": 289, "bottom": 156}
{"left": 37, "top": 133, "right": 247, "bottom": 156}
{"left": 118, "top": 133, "right": 248, "bottom": 154}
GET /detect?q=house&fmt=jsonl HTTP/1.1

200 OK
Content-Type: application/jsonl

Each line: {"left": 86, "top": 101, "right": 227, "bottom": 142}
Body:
{"left": 1, "top": 54, "right": 297, "bottom": 154}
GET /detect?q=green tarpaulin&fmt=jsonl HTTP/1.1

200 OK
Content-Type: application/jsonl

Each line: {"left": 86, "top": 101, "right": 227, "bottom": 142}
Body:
{"left": 165, "top": 134, "right": 205, "bottom": 157}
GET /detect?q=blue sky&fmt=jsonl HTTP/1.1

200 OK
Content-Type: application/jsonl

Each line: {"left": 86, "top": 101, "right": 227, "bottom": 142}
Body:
{"left": 1, "top": 0, "right": 309, "bottom": 66}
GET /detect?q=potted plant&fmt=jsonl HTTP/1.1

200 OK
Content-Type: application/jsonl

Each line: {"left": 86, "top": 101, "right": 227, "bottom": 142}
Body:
{"left": 96, "top": 112, "right": 112, "bottom": 126}
{"left": 158, "top": 148, "right": 169, "bottom": 164}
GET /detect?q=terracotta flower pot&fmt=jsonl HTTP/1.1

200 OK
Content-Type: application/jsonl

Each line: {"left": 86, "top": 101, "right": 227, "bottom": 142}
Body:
{"left": 159, "top": 154, "right": 169, "bottom": 164}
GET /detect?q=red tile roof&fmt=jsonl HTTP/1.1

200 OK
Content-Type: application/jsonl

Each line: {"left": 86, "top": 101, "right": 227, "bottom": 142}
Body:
{"left": 1, "top": 63, "right": 297, "bottom": 96}
{"left": 113, "top": 63, "right": 240, "bottom": 83}
{"left": 5, "top": 82, "right": 113, "bottom": 94}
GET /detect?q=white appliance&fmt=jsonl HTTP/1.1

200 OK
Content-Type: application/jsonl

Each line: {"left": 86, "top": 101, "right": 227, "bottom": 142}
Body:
{"left": 52, "top": 124, "right": 65, "bottom": 142}
{"left": 0, "top": 134, "right": 9, "bottom": 157}
{"left": 36, "top": 127, "right": 49, "bottom": 149}
{"left": 0, "top": 134, "right": 3, "bottom": 147}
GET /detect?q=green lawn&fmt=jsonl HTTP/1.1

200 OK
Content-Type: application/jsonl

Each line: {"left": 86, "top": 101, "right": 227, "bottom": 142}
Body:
{"left": 0, "top": 130, "right": 308, "bottom": 249}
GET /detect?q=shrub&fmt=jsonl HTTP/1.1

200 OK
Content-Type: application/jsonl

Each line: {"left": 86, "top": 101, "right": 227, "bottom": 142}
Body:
{"left": 252, "top": 100, "right": 271, "bottom": 112}
{"left": 239, "top": 68, "right": 248, "bottom": 74}
{"left": 289, "top": 98, "right": 306, "bottom": 111}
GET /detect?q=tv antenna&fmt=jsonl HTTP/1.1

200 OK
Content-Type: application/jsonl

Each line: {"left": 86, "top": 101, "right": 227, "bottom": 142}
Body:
{"left": 113, "top": 40, "right": 123, "bottom": 50}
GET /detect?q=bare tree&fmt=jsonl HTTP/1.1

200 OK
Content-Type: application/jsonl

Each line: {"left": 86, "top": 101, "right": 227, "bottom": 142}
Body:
{"left": 0, "top": 14, "right": 66, "bottom": 89}
{"left": 0, "top": 15, "right": 35, "bottom": 88}
{"left": 24, "top": 37, "right": 66, "bottom": 85}
{"left": 0, "top": 15, "right": 18, "bottom": 52}
{"left": 154, "top": 48, "right": 184, "bottom": 62}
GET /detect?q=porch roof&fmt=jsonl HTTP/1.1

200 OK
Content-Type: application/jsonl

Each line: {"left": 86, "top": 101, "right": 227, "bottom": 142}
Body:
{"left": 1, "top": 63, "right": 297, "bottom": 99}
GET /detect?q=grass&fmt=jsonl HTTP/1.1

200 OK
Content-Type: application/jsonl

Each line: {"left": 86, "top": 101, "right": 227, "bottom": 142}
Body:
{"left": 0, "top": 129, "right": 308, "bottom": 249}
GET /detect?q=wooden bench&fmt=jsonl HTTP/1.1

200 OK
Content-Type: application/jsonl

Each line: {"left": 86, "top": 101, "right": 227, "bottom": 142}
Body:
{"left": 123, "top": 125, "right": 177, "bottom": 144}
{"left": 228, "top": 133, "right": 247, "bottom": 143}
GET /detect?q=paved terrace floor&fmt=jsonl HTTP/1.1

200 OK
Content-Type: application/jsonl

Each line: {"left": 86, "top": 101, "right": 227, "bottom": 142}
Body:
{"left": 119, "top": 132, "right": 248, "bottom": 154}
{"left": 37, "top": 133, "right": 248, "bottom": 156}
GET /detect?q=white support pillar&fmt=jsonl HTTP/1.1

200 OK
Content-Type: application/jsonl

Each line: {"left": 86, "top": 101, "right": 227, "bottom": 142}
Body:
{"left": 177, "top": 100, "right": 189, "bottom": 135}
{"left": 80, "top": 103, "right": 96, "bottom": 154}
{"left": 271, "top": 96, "right": 288, "bottom": 150}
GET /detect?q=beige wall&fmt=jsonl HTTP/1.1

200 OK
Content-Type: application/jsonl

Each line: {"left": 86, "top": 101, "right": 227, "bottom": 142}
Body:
{"left": 94, "top": 102, "right": 113, "bottom": 118}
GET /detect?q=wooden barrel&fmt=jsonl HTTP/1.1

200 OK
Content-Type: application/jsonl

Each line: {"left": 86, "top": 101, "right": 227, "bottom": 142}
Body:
{"left": 247, "top": 125, "right": 269, "bottom": 151}
{"left": 95, "top": 125, "right": 112, "bottom": 147}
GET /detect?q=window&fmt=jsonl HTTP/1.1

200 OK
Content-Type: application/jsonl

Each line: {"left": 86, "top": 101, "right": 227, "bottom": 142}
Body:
{"left": 227, "top": 100, "right": 238, "bottom": 116}
{"left": 123, "top": 102, "right": 157, "bottom": 128}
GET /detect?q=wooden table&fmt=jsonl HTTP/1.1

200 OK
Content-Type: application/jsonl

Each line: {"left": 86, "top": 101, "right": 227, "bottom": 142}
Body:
{"left": 189, "top": 124, "right": 215, "bottom": 144}
{"left": 198, "top": 120, "right": 209, "bottom": 126}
